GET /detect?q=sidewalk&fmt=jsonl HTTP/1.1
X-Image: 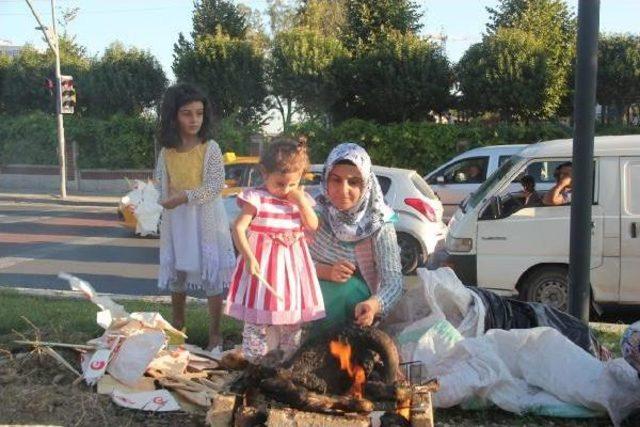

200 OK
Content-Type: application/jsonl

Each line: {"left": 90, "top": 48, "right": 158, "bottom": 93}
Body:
{"left": 0, "top": 189, "right": 121, "bottom": 207}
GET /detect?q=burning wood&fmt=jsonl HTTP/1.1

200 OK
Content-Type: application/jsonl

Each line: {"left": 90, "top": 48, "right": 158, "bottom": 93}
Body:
{"left": 329, "top": 340, "right": 366, "bottom": 399}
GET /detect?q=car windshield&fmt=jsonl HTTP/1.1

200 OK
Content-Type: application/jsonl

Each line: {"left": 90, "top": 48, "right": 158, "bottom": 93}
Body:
{"left": 464, "top": 155, "right": 522, "bottom": 212}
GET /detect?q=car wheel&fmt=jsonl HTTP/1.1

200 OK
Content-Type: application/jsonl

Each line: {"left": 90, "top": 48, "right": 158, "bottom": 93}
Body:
{"left": 520, "top": 266, "right": 568, "bottom": 311}
{"left": 396, "top": 232, "right": 420, "bottom": 275}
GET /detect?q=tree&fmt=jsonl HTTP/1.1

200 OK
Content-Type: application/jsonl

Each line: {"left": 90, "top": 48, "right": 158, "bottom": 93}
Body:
{"left": 269, "top": 29, "right": 348, "bottom": 129}
{"left": 335, "top": 32, "right": 452, "bottom": 123}
{"left": 457, "top": 28, "right": 554, "bottom": 122}
{"left": 83, "top": 42, "right": 167, "bottom": 117}
{"left": 485, "top": 0, "right": 576, "bottom": 119}
{"left": 296, "top": 0, "right": 347, "bottom": 38}
{"left": 1, "top": 35, "right": 90, "bottom": 115}
{"left": 342, "top": 0, "right": 423, "bottom": 51}
{"left": 267, "top": 0, "right": 297, "bottom": 35}
{"left": 597, "top": 34, "right": 640, "bottom": 124}
{"left": 173, "top": 33, "right": 268, "bottom": 124}
{"left": 0, "top": 54, "right": 11, "bottom": 113}
{"left": 191, "top": 0, "right": 249, "bottom": 38}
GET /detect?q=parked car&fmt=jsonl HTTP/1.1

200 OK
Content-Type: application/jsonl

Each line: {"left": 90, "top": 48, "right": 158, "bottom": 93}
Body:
{"left": 222, "top": 152, "right": 261, "bottom": 197}
{"left": 225, "top": 165, "right": 448, "bottom": 274}
{"left": 425, "top": 145, "right": 526, "bottom": 221}
{"left": 431, "top": 135, "right": 640, "bottom": 311}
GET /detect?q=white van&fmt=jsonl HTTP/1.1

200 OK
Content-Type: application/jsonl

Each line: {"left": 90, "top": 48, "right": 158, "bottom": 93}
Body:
{"left": 434, "top": 135, "right": 640, "bottom": 311}
{"left": 425, "top": 145, "right": 526, "bottom": 221}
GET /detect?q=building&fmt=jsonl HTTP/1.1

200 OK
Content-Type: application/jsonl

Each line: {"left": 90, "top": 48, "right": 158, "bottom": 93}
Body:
{"left": 0, "top": 39, "right": 23, "bottom": 58}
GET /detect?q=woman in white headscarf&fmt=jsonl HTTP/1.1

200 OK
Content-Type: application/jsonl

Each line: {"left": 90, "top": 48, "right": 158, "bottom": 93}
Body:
{"left": 309, "top": 143, "right": 403, "bottom": 332}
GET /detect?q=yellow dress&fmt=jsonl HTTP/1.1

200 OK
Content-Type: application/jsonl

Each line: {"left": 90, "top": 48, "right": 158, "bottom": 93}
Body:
{"left": 164, "top": 143, "right": 207, "bottom": 191}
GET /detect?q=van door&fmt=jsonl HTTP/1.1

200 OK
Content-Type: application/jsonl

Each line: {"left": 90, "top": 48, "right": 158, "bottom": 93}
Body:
{"left": 619, "top": 157, "right": 640, "bottom": 303}
{"left": 475, "top": 158, "right": 604, "bottom": 306}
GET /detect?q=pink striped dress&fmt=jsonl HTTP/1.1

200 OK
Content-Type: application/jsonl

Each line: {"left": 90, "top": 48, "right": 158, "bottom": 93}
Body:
{"left": 224, "top": 188, "right": 325, "bottom": 325}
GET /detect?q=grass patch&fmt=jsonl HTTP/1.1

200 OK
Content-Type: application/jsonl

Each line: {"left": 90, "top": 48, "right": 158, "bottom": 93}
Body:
{"left": 0, "top": 289, "right": 241, "bottom": 349}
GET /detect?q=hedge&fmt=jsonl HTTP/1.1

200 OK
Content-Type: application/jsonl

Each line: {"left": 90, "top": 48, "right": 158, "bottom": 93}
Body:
{"left": 0, "top": 113, "right": 256, "bottom": 169}
{"left": 2, "top": 113, "right": 638, "bottom": 173}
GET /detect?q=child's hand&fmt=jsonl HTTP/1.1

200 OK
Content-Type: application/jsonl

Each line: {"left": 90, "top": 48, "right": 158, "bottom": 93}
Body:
{"left": 245, "top": 255, "right": 260, "bottom": 276}
{"left": 286, "top": 187, "right": 306, "bottom": 205}
{"left": 161, "top": 191, "right": 187, "bottom": 209}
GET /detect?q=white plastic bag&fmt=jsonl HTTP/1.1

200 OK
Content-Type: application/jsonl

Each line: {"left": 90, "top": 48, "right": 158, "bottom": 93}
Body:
{"left": 59, "top": 272, "right": 128, "bottom": 329}
{"left": 134, "top": 181, "right": 162, "bottom": 236}
{"left": 429, "top": 327, "right": 640, "bottom": 425}
{"left": 417, "top": 268, "right": 486, "bottom": 338}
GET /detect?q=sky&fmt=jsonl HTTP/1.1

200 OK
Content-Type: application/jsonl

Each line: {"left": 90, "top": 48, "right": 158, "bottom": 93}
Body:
{"left": 2, "top": 0, "right": 639, "bottom": 133}
{"left": 2, "top": 0, "right": 640, "bottom": 82}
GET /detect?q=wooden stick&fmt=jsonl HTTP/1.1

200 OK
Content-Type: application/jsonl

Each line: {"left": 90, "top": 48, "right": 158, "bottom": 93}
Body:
{"left": 253, "top": 272, "right": 284, "bottom": 302}
{"left": 43, "top": 346, "right": 82, "bottom": 377}
{"left": 14, "top": 340, "right": 97, "bottom": 351}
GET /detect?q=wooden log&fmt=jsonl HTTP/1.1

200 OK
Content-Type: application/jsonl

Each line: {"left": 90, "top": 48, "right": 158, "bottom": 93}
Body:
{"left": 364, "top": 381, "right": 412, "bottom": 402}
{"left": 206, "top": 393, "right": 237, "bottom": 427}
{"left": 260, "top": 376, "right": 374, "bottom": 414}
{"left": 234, "top": 405, "right": 267, "bottom": 427}
{"left": 410, "top": 383, "right": 435, "bottom": 427}
{"left": 266, "top": 408, "right": 369, "bottom": 427}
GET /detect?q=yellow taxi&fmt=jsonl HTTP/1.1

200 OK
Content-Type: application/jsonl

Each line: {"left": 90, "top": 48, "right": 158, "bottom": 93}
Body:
{"left": 222, "top": 152, "right": 262, "bottom": 197}
{"left": 118, "top": 152, "right": 261, "bottom": 232}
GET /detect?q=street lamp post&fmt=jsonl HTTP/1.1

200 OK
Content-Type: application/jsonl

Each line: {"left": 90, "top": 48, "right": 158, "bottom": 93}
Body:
{"left": 25, "top": 0, "right": 67, "bottom": 199}
{"left": 568, "top": 0, "right": 600, "bottom": 323}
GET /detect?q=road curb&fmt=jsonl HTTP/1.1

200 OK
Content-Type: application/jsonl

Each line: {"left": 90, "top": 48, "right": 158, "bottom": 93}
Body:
{"left": 0, "top": 286, "right": 207, "bottom": 305}
{"left": 0, "top": 193, "right": 120, "bottom": 208}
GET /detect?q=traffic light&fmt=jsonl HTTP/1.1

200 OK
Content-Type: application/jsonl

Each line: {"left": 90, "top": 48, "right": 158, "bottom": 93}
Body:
{"left": 60, "top": 75, "right": 76, "bottom": 114}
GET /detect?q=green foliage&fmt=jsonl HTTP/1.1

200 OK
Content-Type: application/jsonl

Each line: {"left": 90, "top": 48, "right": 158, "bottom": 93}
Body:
{"left": 269, "top": 29, "right": 348, "bottom": 125}
{"left": 214, "top": 114, "right": 260, "bottom": 154}
{"left": 82, "top": 42, "right": 167, "bottom": 117}
{"left": 293, "top": 118, "right": 573, "bottom": 173}
{"left": 342, "top": 0, "right": 423, "bottom": 51}
{"left": 0, "top": 113, "right": 155, "bottom": 169}
{"left": 457, "top": 29, "right": 554, "bottom": 121}
{"left": 295, "top": 0, "right": 347, "bottom": 37}
{"left": 1, "top": 45, "right": 58, "bottom": 114}
{"left": 191, "top": 0, "right": 249, "bottom": 39}
{"left": 173, "top": 33, "right": 268, "bottom": 124}
{"left": 597, "top": 34, "right": 640, "bottom": 123}
{"left": 334, "top": 33, "right": 452, "bottom": 123}
{"left": 482, "top": 0, "right": 576, "bottom": 119}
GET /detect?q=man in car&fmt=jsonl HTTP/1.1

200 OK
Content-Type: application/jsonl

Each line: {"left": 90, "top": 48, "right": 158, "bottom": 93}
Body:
{"left": 543, "top": 162, "right": 572, "bottom": 206}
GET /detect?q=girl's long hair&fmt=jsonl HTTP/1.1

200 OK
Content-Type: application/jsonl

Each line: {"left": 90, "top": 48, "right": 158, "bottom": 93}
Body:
{"left": 157, "top": 83, "right": 214, "bottom": 148}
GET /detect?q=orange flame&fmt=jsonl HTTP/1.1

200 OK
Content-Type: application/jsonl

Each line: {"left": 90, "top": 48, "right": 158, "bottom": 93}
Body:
{"left": 329, "top": 340, "right": 366, "bottom": 399}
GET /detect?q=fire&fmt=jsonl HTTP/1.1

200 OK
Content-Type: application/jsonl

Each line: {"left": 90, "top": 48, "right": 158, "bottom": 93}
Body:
{"left": 329, "top": 340, "right": 366, "bottom": 399}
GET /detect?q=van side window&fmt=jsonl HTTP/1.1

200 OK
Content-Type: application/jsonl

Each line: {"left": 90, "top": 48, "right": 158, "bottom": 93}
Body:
{"left": 430, "top": 157, "right": 489, "bottom": 184}
{"left": 624, "top": 160, "right": 640, "bottom": 215}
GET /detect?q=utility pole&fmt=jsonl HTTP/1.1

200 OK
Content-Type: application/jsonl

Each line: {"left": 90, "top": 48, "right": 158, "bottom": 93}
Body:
{"left": 568, "top": 0, "right": 600, "bottom": 323}
{"left": 25, "top": 0, "right": 67, "bottom": 199}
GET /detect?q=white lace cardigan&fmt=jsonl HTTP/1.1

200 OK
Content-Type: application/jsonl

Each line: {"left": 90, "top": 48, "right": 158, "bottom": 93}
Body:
{"left": 154, "top": 140, "right": 236, "bottom": 291}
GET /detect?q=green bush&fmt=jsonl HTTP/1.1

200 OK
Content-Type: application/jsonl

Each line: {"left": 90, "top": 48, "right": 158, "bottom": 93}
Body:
{"left": 294, "top": 118, "right": 574, "bottom": 174}
{"left": 0, "top": 113, "right": 156, "bottom": 169}
{"left": 2, "top": 113, "right": 638, "bottom": 173}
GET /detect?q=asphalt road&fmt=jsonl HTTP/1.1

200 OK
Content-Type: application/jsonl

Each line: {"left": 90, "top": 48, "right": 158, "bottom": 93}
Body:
{"left": 0, "top": 196, "right": 162, "bottom": 295}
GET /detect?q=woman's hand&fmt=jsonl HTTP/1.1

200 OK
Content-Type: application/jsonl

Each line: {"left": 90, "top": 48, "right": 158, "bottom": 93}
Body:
{"left": 161, "top": 190, "right": 188, "bottom": 209}
{"left": 328, "top": 260, "right": 356, "bottom": 283}
{"left": 354, "top": 297, "right": 381, "bottom": 327}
